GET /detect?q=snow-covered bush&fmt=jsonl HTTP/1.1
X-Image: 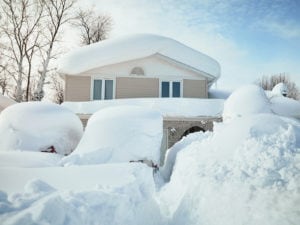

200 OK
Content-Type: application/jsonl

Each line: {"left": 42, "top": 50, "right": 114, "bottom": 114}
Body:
{"left": 223, "top": 84, "right": 271, "bottom": 121}
{"left": 62, "top": 105, "right": 163, "bottom": 165}
{"left": 0, "top": 102, "right": 83, "bottom": 155}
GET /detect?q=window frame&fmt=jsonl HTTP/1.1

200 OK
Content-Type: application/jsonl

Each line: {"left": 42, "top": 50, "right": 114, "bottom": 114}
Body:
{"left": 91, "top": 77, "right": 115, "bottom": 100}
{"left": 159, "top": 79, "right": 183, "bottom": 98}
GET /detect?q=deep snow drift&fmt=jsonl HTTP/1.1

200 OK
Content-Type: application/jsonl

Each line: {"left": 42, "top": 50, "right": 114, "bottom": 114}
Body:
{"left": 158, "top": 113, "right": 300, "bottom": 225}
{"left": 0, "top": 102, "right": 83, "bottom": 155}
{"left": 0, "top": 164, "right": 165, "bottom": 225}
{"left": 0, "top": 85, "right": 300, "bottom": 225}
{"left": 62, "top": 106, "right": 163, "bottom": 165}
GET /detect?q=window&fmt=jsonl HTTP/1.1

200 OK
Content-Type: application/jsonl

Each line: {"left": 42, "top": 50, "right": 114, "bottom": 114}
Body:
{"left": 93, "top": 79, "right": 114, "bottom": 100}
{"left": 130, "top": 67, "right": 144, "bottom": 75}
{"left": 161, "top": 82, "right": 170, "bottom": 97}
{"left": 161, "top": 81, "right": 181, "bottom": 98}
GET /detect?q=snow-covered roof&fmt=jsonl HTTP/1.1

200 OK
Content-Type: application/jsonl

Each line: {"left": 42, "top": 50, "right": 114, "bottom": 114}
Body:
{"left": 58, "top": 33, "right": 221, "bottom": 81}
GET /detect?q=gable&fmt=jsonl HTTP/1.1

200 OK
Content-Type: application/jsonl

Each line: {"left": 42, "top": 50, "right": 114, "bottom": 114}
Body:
{"left": 78, "top": 54, "right": 208, "bottom": 80}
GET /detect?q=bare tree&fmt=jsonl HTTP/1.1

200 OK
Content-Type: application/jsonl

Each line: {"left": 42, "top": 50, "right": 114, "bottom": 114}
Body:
{"left": 50, "top": 73, "right": 64, "bottom": 104}
{"left": 33, "top": 0, "right": 76, "bottom": 101}
{"left": 0, "top": 0, "right": 44, "bottom": 102}
{"left": 256, "top": 73, "right": 300, "bottom": 100}
{"left": 74, "top": 7, "right": 112, "bottom": 45}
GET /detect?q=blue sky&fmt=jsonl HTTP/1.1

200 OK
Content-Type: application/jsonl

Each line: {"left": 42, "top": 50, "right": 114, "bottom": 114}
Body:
{"left": 85, "top": 0, "right": 300, "bottom": 89}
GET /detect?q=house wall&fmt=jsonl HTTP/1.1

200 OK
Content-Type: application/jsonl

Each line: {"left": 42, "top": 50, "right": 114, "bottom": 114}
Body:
{"left": 116, "top": 77, "right": 159, "bottom": 98}
{"left": 64, "top": 75, "right": 91, "bottom": 101}
{"left": 64, "top": 55, "right": 211, "bottom": 101}
{"left": 183, "top": 79, "right": 207, "bottom": 98}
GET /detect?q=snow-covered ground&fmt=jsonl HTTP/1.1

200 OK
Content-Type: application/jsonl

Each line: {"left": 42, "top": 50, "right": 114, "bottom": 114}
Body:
{"left": 0, "top": 85, "right": 300, "bottom": 225}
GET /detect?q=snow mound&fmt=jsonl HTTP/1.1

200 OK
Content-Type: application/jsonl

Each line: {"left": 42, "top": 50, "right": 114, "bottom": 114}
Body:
{"left": 223, "top": 85, "right": 271, "bottom": 120}
{"left": 0, "top": 164, "right": 165, "bottom": 225}
{"left": 270, "top": 96, "right": 300, "bottom": 119}
{"left": 158, "top": 113, "right": 300, "bottom": 225}
{"left": 58, "top": 33, "right": 220, "bottom": 81}
{"left": 63, "top": 98, "right": 224, "bottom": 117}
{"left": 62, "top": 106, "right": 163, "bottom": 165}
{"left": 0, "top": 152, "right": 62, "bottom": 168}
{"left": 272, "top": 82, "right": 288, "bottom": 96}
{"left": 0, "top": 102, "right": 83, "bottom": 155}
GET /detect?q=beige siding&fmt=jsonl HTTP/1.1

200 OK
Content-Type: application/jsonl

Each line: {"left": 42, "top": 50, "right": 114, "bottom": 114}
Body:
{"left": 183, "top": 79, "right": 207, "bottom": 98}
{"left": 116, "top": 77, "right": 159, "bottom": 98}
{"left": 65, "top": 75, "right": 91, "bottom": 101}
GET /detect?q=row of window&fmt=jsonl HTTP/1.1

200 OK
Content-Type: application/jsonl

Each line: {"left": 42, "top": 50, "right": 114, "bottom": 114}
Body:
{"left": 93, "top": 79, "right": 181, "bottom": 100}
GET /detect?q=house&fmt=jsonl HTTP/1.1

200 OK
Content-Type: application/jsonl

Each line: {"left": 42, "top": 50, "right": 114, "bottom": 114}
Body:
{"left": 58, "top": 34, "right": 221, "bottom": 101}
{"left": 0, "top": 94, "right": 16, "bottom": 112}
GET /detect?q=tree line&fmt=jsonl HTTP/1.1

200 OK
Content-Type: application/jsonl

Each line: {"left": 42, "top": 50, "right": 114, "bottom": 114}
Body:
{"left": 0, "top": 0, "right": 112, "bottom": 103}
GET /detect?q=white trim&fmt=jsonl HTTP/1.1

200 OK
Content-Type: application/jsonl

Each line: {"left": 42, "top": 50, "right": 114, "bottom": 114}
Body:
{"left": 90, "top": 76, "right": 116, "bottom": 100}
{"left": 159, "top": 79, "right": 183, "bottom": 98}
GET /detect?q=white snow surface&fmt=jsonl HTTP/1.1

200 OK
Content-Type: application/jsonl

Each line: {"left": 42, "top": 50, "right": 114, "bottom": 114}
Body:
{"left": 0, "top": 102, "right": 83, "bottom": 155}
{"left": 0, "top": 164, "right": 165, "bottom": 225}
{"left": 57, "top": 33, "right": 220, "bottom": 80}
{"left": 1, "top": 85, "right": 300, "bottom": 225}
{"left": 62, "top": 106, "right": 163, "bottom": 165}
{"left": 223, "top": 85, "right": 272, "bottom": 120}
{"left": 62, "top": 98, "right": 224, "bottom": 118}
{"left": 0, "top": 152, "right": 62, "bottom": 168}
{"left": 158, "top": 113, "right": 300, "bottom": 225}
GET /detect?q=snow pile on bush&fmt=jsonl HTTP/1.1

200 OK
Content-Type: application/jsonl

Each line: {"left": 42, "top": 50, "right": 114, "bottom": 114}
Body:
{"left": 63, "top": 106, "right": 163, "bottom": 165}
{"left": 0, "top": 164, "right": 165, "bottom": 225}
{"left": 0, "top": 102, "right": 83, "bottom": 155}
{"left": 223, "top": 85, "right": 271, "bottom": 120}
{"left": 158, "top": 113, "right": 300, "bottom": 225}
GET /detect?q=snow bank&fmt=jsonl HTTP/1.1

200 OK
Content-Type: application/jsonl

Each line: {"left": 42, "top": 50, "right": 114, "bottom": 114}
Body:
{"left": 158, "top": 113, "right": 300, "bottom": 225}
{"left": 272, "top": 82, "right": 288, "bottom": 96}
{"left": 0, "top": 102, "right": 83, "bottom": 155}
{"left": 0, "top": 164, "right": 165, "bottom": 225}
{"left": 58, "top": 33, "right": 220, "bottom": 81}
{"left": 0, "top": 152, "right": 62, "bottom": 168}
{"left": 223, "top": 85, "right": 271, "bottom": 120}
{"left": 63, "top": 98, "right": 224, "bottom": 118}
{"left": 62, "top": 106, "right": 163, "bottom": 165}
{"left": 270, "top": 96, "right": 300, "bottom": 119}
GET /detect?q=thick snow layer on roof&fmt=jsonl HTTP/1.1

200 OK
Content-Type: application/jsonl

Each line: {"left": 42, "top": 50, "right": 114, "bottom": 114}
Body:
{"left": 0, "top": 102, "right": 83, "bottom": 155}
{"left": 58, "top": 33, "right": 220, "bottom": 80}
{"left": 62, "top": 106, "right": 163, "bottom": 165}
{"left": 62, "top": 98, "right": 224, "bottom": 118}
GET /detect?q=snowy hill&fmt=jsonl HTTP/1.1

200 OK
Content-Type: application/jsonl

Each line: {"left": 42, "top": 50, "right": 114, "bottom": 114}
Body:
{"left": 0, "top": 85, "right": 300, "bottom": 225}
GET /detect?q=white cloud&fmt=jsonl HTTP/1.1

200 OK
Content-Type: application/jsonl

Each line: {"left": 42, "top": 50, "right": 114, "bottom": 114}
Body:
{"left": 257, "top": 19, "right": 300, "bottom": 39}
